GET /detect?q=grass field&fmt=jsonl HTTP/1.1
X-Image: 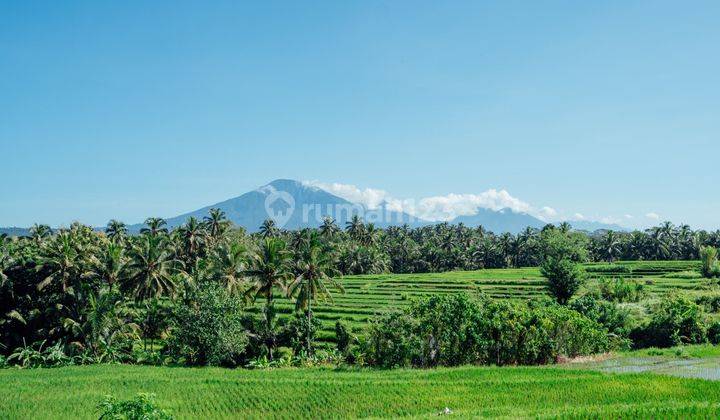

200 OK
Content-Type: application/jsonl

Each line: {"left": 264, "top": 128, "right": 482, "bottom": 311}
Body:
{"left": 260, "top": 260, "right": 711, "bottom": 342}
{"left": 2, "top": 362, "right": 720, "bottom": 419}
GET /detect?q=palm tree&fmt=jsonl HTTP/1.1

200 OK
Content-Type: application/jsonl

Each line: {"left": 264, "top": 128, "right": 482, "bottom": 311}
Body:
{"left": 105, "top": 220, "right": 127, "bottom": 242}
{"left": 244, "top": 237, "right": 293, "bottom": 359}
{"left": 210, "top": 241, "right": 249, "bottom": 297}
{"left": 29, "top": 224, "right": 52, "bottom": 243}
{"left": 259, "top": 219, "right": 279, "bottom": 238}
{"left": 599, "top": 231, "right": 620, "bottom": 262}
{"left": 204, "top": 208, "right": 230, "bottom": 240}
{"left": 558, "top": 222, "right": 572, "bottom": 234}
{"left": 85, "top": 241, "right": 129, "bottom": 292}
{"left": 319, "top": 217, "right": 339, "bottom": 239}
{"left": 36, "top": 231, "right": 87, "bottom": 292}
{"left": 126, "top": 235, "right": 182, "bottom": 301}
{"left": 345, "top": 215, "right": 365, "bottom": 241}
{"left": 176, "top": 217, "right": 206, "bottom": 263}
{"left": 288, "top": 244, "right": 343, "bottom": 354}
{"left": 140, "top": 217, "right": 168, "bottom": 236}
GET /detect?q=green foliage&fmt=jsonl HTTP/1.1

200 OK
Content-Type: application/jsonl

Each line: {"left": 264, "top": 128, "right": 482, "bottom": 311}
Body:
{"left": 98, "top": 393, "right": 172, "bottom": 420}
{"left": 540, "top": 229, "right": 587, "bottom": 304}
{"left": 7, "top": 340, "right": 74, "bottom": 368}
{"left": 363, "top": 294, "right": 610, "bottom": 368}
{"left": 166, "top": 283, "right": 248, "bottom": 367}
{"left": 695, "top": 292, "right": 720, "bottom": 313}
{"left": 334, "top": 320, "right": 351, "bottom": 353}
{"left": 542, "top": 257, "right": 585, "bottom": 305}
{"left": 632, "top": 293, "right": 708, "bottom": 348}
{"left": 708, "top": 321, "right": 720, "bottom": 345}
{"left": 570, "top": 294, "right": 632, "bottom": 337}
{"left": 700, "top": 246, "right": 720, "bottom": 278}
{"left": 597, "top": 278, "right": 646, "bottom": 303}
{"left": 279, "top": 311, "right": 323, "bottom": 355}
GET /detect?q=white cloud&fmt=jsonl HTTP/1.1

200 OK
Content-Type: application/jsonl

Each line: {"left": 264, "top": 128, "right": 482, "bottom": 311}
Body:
{"left": 645, "top": 212, "right": 660, "bottom": 221}
{"left": 305, "top": 180, "right": 632, "bottom": 227}
{"left": 624, "top": 214, "right": 634, "bottom": 219}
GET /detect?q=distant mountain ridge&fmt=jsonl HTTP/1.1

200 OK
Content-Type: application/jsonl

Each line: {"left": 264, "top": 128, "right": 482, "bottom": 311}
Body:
{"left": 2, "top": 179, "right": 625, "bottom": 235}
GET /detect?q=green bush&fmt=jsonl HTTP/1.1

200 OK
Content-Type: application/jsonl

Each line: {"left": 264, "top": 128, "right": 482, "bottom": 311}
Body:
{"left": 708, "top": 321, "right": 720, "bottom": 345}
{"left": 334, "top": 320, "right": 351, "bottom": 353}
{"left": 695, "top": 293, "right": 720, "bottom": 313}
{"left": 597, "top": 278, "right": 646, "bottom": 303}
{"left": 542, "top": 257, "right": 585, "bottom": 305}
{"left": 98, "top": 393, "right": 172, "bottom": 419}
{"left": 278, "top": 311, "right": 322, "bottom": 355}
{"left": 166, "top": 283, "right": 248, "bottom": 367}
{"left": 363, "top": 294, "right": 610, "bottom": 368}
{"left": 570, "top": 294, "right": 633, "bottom": 338}
{"left": 700, "top": 246, "right": 720, "bottom": 278}
{"left": 632, "top": 293, "right": 707, "bottom": 348}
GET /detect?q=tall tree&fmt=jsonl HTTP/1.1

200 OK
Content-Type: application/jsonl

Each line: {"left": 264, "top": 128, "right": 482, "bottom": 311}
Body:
{"left": 140, "top": 217, "right": 168, "bottom": 237}
{"left": 244, "top": 237, "right": 293, "bottom": 359}
{"left": 105, "top": 220, "right": 128, "bottom": 243}
{"left": 289, "top": 244, "right": 344, "bottom": 354}
{"left": 126, "top": 235, "right": 182, "bottom": 301}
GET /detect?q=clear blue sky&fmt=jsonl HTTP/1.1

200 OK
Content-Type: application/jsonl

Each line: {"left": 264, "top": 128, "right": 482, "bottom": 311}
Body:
{"left": 1, "top": 1, "right": 719, "bottom": 229}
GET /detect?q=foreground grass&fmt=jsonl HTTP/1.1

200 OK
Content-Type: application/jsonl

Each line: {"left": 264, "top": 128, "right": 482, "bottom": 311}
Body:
{"left": 2, "top": 364, "right": 720, "bottom": 419}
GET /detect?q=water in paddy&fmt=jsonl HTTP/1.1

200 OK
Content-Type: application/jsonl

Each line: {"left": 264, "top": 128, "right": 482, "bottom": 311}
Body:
{"left": 594, "top": 357, "right": 720, "bottom": 381}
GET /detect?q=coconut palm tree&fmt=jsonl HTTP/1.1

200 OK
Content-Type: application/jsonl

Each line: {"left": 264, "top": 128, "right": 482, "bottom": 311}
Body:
{"left": 126, "top": 235, "right": 182, "bottom": 301}
{"left": 345, "top": 215, "right": 365, "bottom": 241}
{"left": 36, "top": 231, "right": 88, "bottom": 293}
{"left": 288, "top": 244, "right": 344, "bottom": 354}
{"left": 105, "top": 220, "right": 128, "bottom": 243}
{"left": 29, "top": 224, "right": 52, "bottom": 243}
{"left": 85, "top": 241, "right": 129, "bottom": 292}
{"left": 599, "top": 231, "right": 621, "bottom": 262}
{"left": 259, "top": 219, "right": 279, "bottom": 238}
{"left": 204, "top": 208, "right": 230, "bottom": 241}
{"left": 140, "top": 217, "right": 168, "bottom": 237}
{"left": 209, "top": 241, "right": 249, "bottom": 297}
{"left": 176, "top": 217, "right": 206, "bottom": 264}
{"left": 319, "top": 216, "right": 339, "bottom": 239}
{"left": 244, "top": 237, "right": 293, "bottom": 359}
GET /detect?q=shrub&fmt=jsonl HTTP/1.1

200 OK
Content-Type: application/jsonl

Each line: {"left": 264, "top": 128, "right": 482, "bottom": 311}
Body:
{"left": 597, "top": 278, "right": 646, "bottom": 303}
{"left": 632, "top": 293, "right": 707, "bottom": 348}
{"left": 570, "top": 294, "right": 633, "bottom": 338}
{"left": 542, "top": 257, "right": 585, "bottom": 305}
{"left": 364, "top": 312, "right": 422, "bottom": 368}
{"left": 363, "top": 294, "right": 610, "bottom": 368}
{"left": 98, "top": 393, "right": 172, "bottom": 419}
{"left": 278, "top": 311, "right": 322, "bottom": 355}
{"left": 700, "top": 246, "right": 720, "bottom": 278}
{"left": 708, "top": 321, "right": 720, "bottom": 345}
{"left": 334, "top": 320, "right": 351, "bottom": 353}
{"left": 166, "top": 283, "right": 248, "bottom": 367}
{"left": 695, "top": 293, "right": 720, "bottom": 313}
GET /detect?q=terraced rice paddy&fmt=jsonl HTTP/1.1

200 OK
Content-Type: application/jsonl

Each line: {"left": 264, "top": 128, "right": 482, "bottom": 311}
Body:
{"left": 3, "top": 362, "right": 720, "bottom": 419}
{"left": 260, "top": 260, "right": 708, "bottom": 342}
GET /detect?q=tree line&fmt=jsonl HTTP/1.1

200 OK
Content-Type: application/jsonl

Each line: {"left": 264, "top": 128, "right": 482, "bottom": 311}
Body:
{"left": 1, "top": 211, "right": 719, "bottom": 368}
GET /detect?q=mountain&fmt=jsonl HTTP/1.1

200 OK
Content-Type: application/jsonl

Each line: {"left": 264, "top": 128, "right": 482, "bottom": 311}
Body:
{"left": 2, "top": 179, "right": 628, "bottom": 235}
{"left": 569, "top": 220, "right": 627, "bottom": 232}
{"left": 450, "top": 208, "right": 546, "bottom": 234}
{"left": 0, "top": 227, "right": 30, "bottom": 237}
{"left": 128, "top": 179, "right": 420, "bottom": 233}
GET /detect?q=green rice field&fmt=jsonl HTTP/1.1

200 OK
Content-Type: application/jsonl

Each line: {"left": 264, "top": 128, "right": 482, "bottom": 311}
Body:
{"left": 262, "top": 260, "right": 710, "bottom": 342}
{"left": 2, "top": 361, "right": 720, "bottom": 419}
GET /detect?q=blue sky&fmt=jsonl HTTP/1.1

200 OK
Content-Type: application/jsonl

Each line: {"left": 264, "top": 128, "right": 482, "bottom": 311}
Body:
{"left": 1, "top": 1, "right": 719, "bottom": 229}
